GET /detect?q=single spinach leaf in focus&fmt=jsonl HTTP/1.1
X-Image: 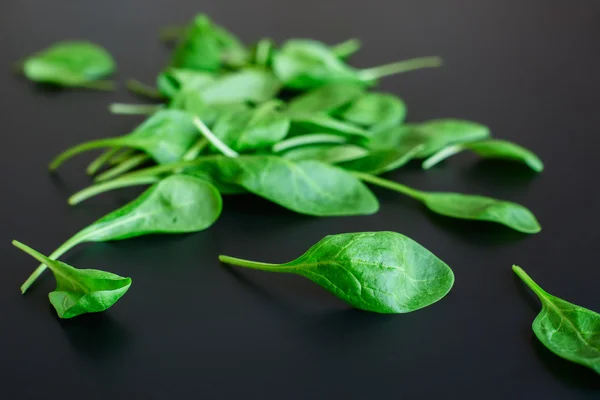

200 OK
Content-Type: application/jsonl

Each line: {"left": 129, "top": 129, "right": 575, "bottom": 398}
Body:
{"left": 354, "top": 173, "right": 541, "bottom": 233}
{"left": 281, "top": 144, "right": 368, "bottom": 164}
{"left": 400, "top": 119, "right": 491, "bottom": 157}
{"left": 513, "top": 266, "right": 600, "bottom": 374}
{"left": 215, "top": 155, "right": 379, "bottom": 216}
{"left": 157, "top": 68, "right": 215, "bottom": 98}
{"left": 220, "top": 231, "right": 454, "bottom": 313}
{"left": 13, "top": 241, "right": 131, "bottom": 319}
{"left": 273, "top": 39, "right": 442, "bottom": 90}
{"left": 21, "top": 41, "right": 116, "bottom": 90}
{"left": 338, "top": 144, "right": 424, "bottom": 175}
{"left": 170, "top": 14, "right": 246, "bottom": 71}
{"left": 50, "top": 110, "right": 199, "bottom": 170}
{"left": 422, "top": 139, "right": 544, "bottom": 172}
{"left": 287, "top": 82, "right": 364, "bottom": 114}
{"left": 20, "top": 175, "right": 223, "bottom": 293}
{"left": 210, "top": 101, "right": 290, "bottom": 152}
{"left": 339, "top": 92, "right": 406, "bottom": 131}
{"left": 199, "top": 68, "right": 281, "bottom": 104}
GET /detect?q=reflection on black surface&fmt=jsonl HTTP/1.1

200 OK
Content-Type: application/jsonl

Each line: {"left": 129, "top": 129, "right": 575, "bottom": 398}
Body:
{"left": 56, "top": 311, "right": 133, "bottom": 362}
{"left": 531, "top": 336, "right": 600, "bottom": 390}
{"left": 465, "top": 159, "right": 538, "bottom": 187}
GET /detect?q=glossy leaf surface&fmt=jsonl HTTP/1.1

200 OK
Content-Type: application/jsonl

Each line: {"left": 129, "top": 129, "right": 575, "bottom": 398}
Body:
{"left": 287, "top": 82, "right": 364, "bottom": 114}
{"left": 220, "top": 231, "right": 454, "bottom": 313}
{"left": 338, "top": 144, "right": 423, "bottom": 175}
{"left": 340, "top": 93, "right": 406, "bottom": 131}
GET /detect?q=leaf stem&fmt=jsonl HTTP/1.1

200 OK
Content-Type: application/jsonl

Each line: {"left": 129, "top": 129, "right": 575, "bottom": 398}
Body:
{"left": 50, "top": 138, "right": 122, "bottom": 171}
{"left": 94, "top": 154, "right": 151, "bottom": 182}
{"left": 192, "top": 117, "right": 239, "bottom": 158}
{"left": 255, "top": 38, "right": 273, "bottom": 67}
{"left": 331, "top": 38, "right": 361, "bottom": 59}
{"left": 109, "top": 103, "right": 162, "bottom": 115}
{"left": 359, "top": 56, "right": 443, "bottom": 82}
{"left": 77, "top": 80, "right": 117, "bottom": 91}
{"left": 87, "top": 147, "right": 120, "bottom": 175}
{"left": 272, "top": 134, "right": 347, "bottom": 153}
{"left": 13, "top": 241, "right": 49, "bottom": 268}
{"left": 422, "top": 145, "right": 464, "bottom": 170}
{"left": 183, "top": 138, "right": 209, "bottom": 161}
{"left": 109, "top": 148, "right": 137, "bottom": 165}
{"left": 219, "top": 255, "right": 286, "bottom": 272}
{"left": 127, "top": 79, "right": 165, "bottom": 100}
{"left": 351, "top": 172, "right": 426, "bottom": 201}
{"left": 512, "top": 265, "right": 548, "bottom": 299}
{"left": 69, "top": 175, "right": 160, "bottom": 205}
{"left": 19, "top": 234, "right": 84, "bottom": 294}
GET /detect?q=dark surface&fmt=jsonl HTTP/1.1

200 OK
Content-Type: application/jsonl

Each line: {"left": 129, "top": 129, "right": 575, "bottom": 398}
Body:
{"left": 1, "top": 0, "right": 599, "bottom": 398}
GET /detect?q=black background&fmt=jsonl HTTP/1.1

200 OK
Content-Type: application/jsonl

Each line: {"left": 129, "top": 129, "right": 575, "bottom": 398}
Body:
{"left": 1, "top": 1, "right": 599, "bottom": 398}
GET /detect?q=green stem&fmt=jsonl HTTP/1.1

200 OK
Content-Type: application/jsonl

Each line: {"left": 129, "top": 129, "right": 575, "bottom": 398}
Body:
{"left": 192, "top": 117, "right": 239, "bottom": 158}
{"left": 19, "top": 234, "right": 84, "bottom": 294}
{"left": 255, "top": 38, "right": 273, "bottom": 67}
{"left": 219, "top": 255, "right": 286, "bottom": 272}
{"left": 127, "top": 79, "right": 165, "bottom": 100}
{"left": 422, "top": 145, "right": 464, "bottom": 170}
{"left": 512, "top": 265, "right": 548, "bottom": 299}
{"left": 95, "top": 154, "right": 150, "bottom": 182}
{"left": 331, "top": 38, "right": 361, "bottom": 59}
{"left": 109, "top": 148, "right": 137, "bottom": 165}
{"left": 50, "top": 138, "right": 122, "bottom": 171}
{"left": 110, "top": 155, "right": 223, "bottom": 180}
{"left": 359, "top": 56, "right": 443, "bottom": 82}
{"left": 109, "top": 103, "right": 162, "bottom": 115}
{"left": 69, "top": 175, "right": 160, "bottom": 205}
{"left": 87, "top": 147, "right": 120, "bottom": 175}
{"left": 77, "top": 80, "right": 117, "bottom": 91}
{"left": 183, "top": 138, "right": 209, "bottom": 161}
{"left": 272, "top": 134, "right": 347, "bottom": 153}
{"left": 351, "top": 172, "right": 426, "bottom": 201}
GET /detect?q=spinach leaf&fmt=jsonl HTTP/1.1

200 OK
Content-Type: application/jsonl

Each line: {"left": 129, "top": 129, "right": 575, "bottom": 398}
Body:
{"left": 287, "top": 82, "right": 364, "bottom": 114}
{"left": 13, "top": 241, "right": 131, "bottom": 319}
{"left": 422, "top": 140, "right": 544, "bottom": 172}
{"left": 252, "top": 38, "right": 275, "bottom": 68}
{"left": 339, "top": 93, "right": 406, "bottom": 131}
{"left": 354, "top": 173, "right": 540, "bottom": 233}
{"left": 170, "top": 14, "right": 247, "bottom": 71}
{"left": 157, "top": 68, "right": 215, "bottom": 98}
{"left": 21, "top": 41, "right": 116, "bottom": 90}
{"left": 50, "top": 110, "right": 199, "bottom": 170}
{"left": 199, "top": 68, "right": 281, "bottom": 105}
{"left": 338, "top": 144, "right": 424, "bottom": 175}
{"left": 513, "top": 266, "right": 600, "bottom": 374}
{"left": 220, "top": 231, "right": 454, "bottom": 313}
{"left": 170, "top": 90, "right": 249, "bottom": 127}
{"left": 400, "top": 119, "right": 491, "bottom": 157}
{"left": 273, "top": 39, "right": 442, "bottom": 89}
{"left": 209, "top": 101, "right": 290, "bottom": 152}
{"left": 215, "top": 155, "right": 379, "bottom": 216}
{"left": 281, "top": 144, "right": 368, "bottom": 164}
{"left": 20, "top": 175, "right": 222, "bottom": 293}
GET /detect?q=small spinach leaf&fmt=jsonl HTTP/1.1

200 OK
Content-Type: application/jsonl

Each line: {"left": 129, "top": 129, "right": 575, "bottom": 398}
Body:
{"left": 272, "top": 133, "right": 348, "bottom": 153}
{"left": 157, "top": 68, "right": 215, "bottom": 98}
{"left": 422, "top": 140, "right": 544, "bottom": 172}
{"left": 513, "top": 266, "right": 600, "bottom": 374}
{"left": 13, "top": 240, "right": 131, "bottom": 319}
{"left": 338, "top": 144, "right": 424, "bottom": 175}
{"left": 355, "top": 173, "right": 540, "bottom": 233}
{"left": 50, "top": 110, "right": 199, "bottom": 170}
{"left": 220, "top": 231, "right": 454, "bottom": 313}
{"left": 289, "top": 113, "right": 369, "bottom": 139}
{"left": 339, "top": 92, "right": 406, "bottom": 131}
{"left": 22, "top": 41, "right": 116, "bottom": 90}
{"left": 216, "top": 155, "right": 379, "bottom": 216}
{"left": 281, "top": 144, "right": 368, "bottom": 164}
{"left": 20, "top": 175, "right": 222, "bottom": 293}
{"left": 199, "top": 68, "right": 281, "bottom": 105}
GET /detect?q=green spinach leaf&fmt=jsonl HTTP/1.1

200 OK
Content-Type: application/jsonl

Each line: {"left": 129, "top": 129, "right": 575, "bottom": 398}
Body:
{"left": 354, "top": 173, "right": 540, "bottom": 233}
{"left": 50, "top": 110, "right": 199, "bottom": 170}
{"left": 281, "top": 144, "right": 368, "bottom": 164}
{"left": 339, "top": 92, "right": 406, "bottom": 131}
{"left": 513, "top": 266, "right": 600, "bottom": 374}
{"left": 21, "top": 175, "right": 222, "bottom": 293}
{"left": 220, "top": 231, "right": 454, "bottom": 313}
{"left": 422, "top": 139, "right": 544, "bottom": 172}
{"left": 21, "top": 41, "right": 116, "bottom": 90}
{"left": 157, "top": 68, "right": 215, "bottom": 98}
{"left": 289, "top": 113, "right": 369, "bottom": 139}
{"left": 272, "top": 133, "right": 348, "bottom": 153}
{"left": 338, "top": 144, "right": 424, "bottom": 175}
{"left": 13, "top": 241, "right": 131, "bottom": 319}
{"left": 199, "top": 68, "right": 281, "bottom": 105}
{"left": 287, "top": 82, "right": 364, "bottom": 114}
